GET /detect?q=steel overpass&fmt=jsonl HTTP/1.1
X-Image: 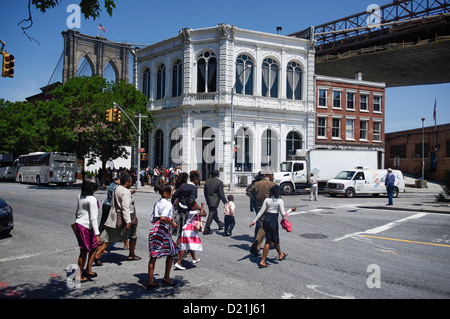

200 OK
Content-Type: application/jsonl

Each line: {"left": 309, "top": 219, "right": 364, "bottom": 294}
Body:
{"left": 291, "top": 0, "right": 450, "bottom": 87}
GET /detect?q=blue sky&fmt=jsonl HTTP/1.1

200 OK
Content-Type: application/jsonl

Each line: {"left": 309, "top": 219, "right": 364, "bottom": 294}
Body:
{"left": 1, "top": 0, "right": 448, "bottom": 133}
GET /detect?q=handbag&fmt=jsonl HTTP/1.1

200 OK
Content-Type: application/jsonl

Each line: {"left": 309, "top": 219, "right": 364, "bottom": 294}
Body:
{"left": 117, "top": 210, "right": 138, "bottom": 228}
{"left": 281, "top": 213, "right": 292, "bottom": 232}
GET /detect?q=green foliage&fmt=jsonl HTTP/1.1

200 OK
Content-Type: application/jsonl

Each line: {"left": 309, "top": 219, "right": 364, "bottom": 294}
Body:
{"left": 0, "top": 77, "right": 152, "bottom": 176}
{"left": 31, "top": 0, "right": 116, "bottom": 19}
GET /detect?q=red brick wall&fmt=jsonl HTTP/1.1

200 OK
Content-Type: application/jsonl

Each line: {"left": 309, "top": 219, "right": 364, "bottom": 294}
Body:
{"left": 315, "top": 77, "right": 385, "bottom": 150}
{"left": 385, "top": 124, "right": 450, "bottom": 182}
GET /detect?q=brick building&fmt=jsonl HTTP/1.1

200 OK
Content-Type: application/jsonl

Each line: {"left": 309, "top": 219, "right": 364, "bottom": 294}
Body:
{"left": 385, "top": 123, "right": 450, "bottom": 182}
{"left": 315, "top": 74, "right": 385, "bottom": 167}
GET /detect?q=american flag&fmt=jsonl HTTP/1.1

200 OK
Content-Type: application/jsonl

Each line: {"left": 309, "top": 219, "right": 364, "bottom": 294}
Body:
{"left": 98, "top": 24, "right": 106, "bottom": 33}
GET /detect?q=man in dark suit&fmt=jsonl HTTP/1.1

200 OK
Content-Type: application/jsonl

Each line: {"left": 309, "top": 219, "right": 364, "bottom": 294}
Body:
{"left": 203, "top": 170, "right": 227, "bottom": 234}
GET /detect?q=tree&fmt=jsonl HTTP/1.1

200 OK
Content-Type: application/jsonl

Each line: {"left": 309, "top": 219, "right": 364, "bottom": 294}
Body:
{"left": 20, "top": 0, "right": 116, "bottom": 42}
{"left": 31, "top": 0, "right": 116, "bottom": 19}
{"left": 0, "top": 99, "right": 55, "bottom": 156}
{"left": 0, "top": 77, "right": 152, "bottom": 185}
{"left": 49, "top": 76, "right": 152, "bottom": 184}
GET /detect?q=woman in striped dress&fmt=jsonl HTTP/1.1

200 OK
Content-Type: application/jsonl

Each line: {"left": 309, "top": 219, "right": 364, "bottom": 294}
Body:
{"left": 147, "top": 184, "right": 178, "bottom": 289}
{"left": 175, "top": 200, "right": 207, "bottom": 270}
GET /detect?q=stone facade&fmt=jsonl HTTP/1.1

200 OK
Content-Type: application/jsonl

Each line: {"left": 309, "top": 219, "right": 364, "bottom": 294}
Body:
{"left": 62, "top": 30, "right": 132, "bottom": 83}
{"left": 136, "top": 24, "right": 316, "bottom": 183}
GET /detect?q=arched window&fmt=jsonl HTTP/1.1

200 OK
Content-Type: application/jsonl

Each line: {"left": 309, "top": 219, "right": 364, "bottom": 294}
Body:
{"left": 172, "top": 59, "right": 183, "bottom": 97}
{"left": 143, "top": 68, "right": 151, "bottom": 98}
{"left": 170, "top": 128, "right": 182, "bottom": 166}
{"left": 262, "top": 58, "right": 279, "bottom": 98}
{"left": 287, "top": 61, "right": 302, "bottom": 100}
{"left": 154, "top": 129, "right": 164, "bottom": 167}
{"left": 235, "top": 54, "right": 253, "bottom": 95}
{"left": 286, "top": 131, "right": 303, "bottom": 159}
{"left": 157, "top": 64, "right": 166, "bottom": 100}
{"left": 197, "top": 51, "right": 217, "bottom": 93}
{"left": 235, "top": 127, "right": 253, "bottom": 172}
{"left": 261, "top": 129, "right": 279, "bottom": 171}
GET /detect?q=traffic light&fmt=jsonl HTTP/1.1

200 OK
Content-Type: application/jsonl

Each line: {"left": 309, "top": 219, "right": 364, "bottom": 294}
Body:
{"left": 113, "top": 108, "right": 122, "bottom": 122}
{"left": 140, "top": 153, "right": 148, "bottom": 161}
{"left": 2, "top": 51, "right": 14, "bottom": 78}
{"left": 106, "top": 108, "right": 113, "bottom": 122}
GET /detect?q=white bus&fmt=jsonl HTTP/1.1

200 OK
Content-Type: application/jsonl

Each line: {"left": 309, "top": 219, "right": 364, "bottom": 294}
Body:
{"left": 16, "top": 152, "right": 77, "bottom": 186}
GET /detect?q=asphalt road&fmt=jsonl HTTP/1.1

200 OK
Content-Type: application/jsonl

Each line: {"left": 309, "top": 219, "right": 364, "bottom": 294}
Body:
{"left": 0, "top": 182, "right": 449, "bottom": 303}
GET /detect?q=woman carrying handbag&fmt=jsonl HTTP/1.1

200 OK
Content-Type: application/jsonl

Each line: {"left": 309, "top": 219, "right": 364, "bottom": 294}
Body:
{"left": 249, "top": 185, "right": 296, "bottom": 268}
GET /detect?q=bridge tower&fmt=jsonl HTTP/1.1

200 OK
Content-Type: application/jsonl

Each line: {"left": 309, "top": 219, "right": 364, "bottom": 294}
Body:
{"left": 61, "top": 29, "right": 133, "bottom": 83}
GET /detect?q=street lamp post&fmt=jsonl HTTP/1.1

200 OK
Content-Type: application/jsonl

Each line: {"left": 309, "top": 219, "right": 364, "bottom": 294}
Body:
{"left": 422, "top": 117, "right": 425, "bottom": 181}
{"left": 229, "top": 65, "right": 251, "bottom": 191}
{"left": 113, "top": 102, "right": 148, "bottom": 190}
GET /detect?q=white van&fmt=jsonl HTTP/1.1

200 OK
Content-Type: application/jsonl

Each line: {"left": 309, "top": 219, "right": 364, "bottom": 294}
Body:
{"left": 326, "top": 168, "right": 405, "bottom": 198}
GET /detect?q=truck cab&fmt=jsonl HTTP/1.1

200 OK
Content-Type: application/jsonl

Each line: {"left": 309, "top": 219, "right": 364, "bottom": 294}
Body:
{"left": 274, "top": 160, "right": 308, "bottom": 195}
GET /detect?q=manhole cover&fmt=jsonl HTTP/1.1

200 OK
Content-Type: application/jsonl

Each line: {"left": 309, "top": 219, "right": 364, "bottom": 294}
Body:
{"left": 300, "top": 233, "right": 328, "bottom": 239}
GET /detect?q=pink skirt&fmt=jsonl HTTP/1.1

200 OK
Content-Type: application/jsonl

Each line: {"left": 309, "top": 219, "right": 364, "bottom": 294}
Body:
{"left": 179, "top": 223, "right": 203, "bottom": 251}
{"left": 74, "top": 223, "right": 98, "bottom": 251}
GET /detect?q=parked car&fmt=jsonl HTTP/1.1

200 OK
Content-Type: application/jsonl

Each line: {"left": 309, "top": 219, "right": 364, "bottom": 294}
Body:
{"left": 0, "top": 198, "right": 14, "bottom": 236}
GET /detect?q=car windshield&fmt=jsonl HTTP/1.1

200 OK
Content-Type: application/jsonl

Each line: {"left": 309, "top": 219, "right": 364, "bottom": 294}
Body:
{"left": 280, "top": 162, "right": 292, "bottom": 172}
{"left": 335, "top": 171, "right": 356, "bottom": 180}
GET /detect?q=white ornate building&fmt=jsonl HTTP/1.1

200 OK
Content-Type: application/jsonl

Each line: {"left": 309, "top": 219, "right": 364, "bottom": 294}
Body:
{"left": 136, "top": 24, "right": 316, "bottom": 184}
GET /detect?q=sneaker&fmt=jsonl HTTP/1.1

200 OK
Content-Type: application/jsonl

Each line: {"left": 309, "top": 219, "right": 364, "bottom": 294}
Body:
{"left": 174, "top": 263, "right": 186, "bottom": 270}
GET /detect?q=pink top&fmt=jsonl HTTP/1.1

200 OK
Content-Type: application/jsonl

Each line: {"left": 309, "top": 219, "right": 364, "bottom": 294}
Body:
{"left": 224, "top": 201, "right": 235, "bottom": 216}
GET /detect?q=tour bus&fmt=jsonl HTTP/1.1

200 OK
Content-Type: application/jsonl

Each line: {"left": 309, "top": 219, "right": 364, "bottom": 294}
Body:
{"left": 16, "top": 152, "right": 77, "bottom": 186}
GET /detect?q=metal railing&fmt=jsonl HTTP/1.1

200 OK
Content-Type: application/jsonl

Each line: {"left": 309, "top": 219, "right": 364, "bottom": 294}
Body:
{"left": 291, "top": 0, "right": 450, "bottom": 49}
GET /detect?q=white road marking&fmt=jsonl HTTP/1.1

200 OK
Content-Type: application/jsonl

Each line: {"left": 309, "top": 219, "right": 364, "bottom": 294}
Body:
{"left": 281, "top": 292, "right": 295, "bottom": 299}
{"left": 307, "top": 284, "right": 355, "bottom": 299}
{"left": 0, "top": 247, "right": 78, "bottom": 263}
{"left": 334, "top": 212, "right": 428, "bottom": 242}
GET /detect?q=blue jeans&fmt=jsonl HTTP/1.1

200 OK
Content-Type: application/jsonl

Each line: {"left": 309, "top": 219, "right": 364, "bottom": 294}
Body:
{"left": 387, "top": 184, "right": 394, "bottom": 205}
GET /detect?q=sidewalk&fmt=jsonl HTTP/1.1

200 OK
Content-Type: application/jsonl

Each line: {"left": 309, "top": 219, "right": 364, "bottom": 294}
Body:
{"left": 359, "top": 180, "right": 450, "bottom": 214}
{"left": 132, "top": 180, "right": 450, "bottom": 214}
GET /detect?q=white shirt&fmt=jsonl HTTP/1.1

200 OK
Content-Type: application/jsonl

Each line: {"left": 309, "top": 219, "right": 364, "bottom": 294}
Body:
{"left": 75, "top": 194, "right": 100, "bottom": 235}
{"left": 151, "top": 198, "right": 174, "bottom": 223}
{"left": 252, "top": 197, "right": 292, "bottom": 224}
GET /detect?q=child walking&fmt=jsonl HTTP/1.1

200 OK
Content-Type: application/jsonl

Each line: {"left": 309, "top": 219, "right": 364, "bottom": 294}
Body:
{"left": 175, "top": 200, "right": 206, "bottom": 270}
{"left": 223, "top": 195, "right": 235, "bottom": 236}
{"left": 147, "top": 184, "right": 178, "bottom": 289}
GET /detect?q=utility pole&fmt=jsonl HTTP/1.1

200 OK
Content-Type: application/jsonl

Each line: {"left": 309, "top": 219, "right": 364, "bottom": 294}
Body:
{"left": 113, "top": 102, "right": 148, "bottom": 190}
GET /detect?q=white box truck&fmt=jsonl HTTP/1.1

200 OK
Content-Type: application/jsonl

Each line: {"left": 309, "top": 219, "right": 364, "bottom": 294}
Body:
{"left": 273, "top": 149, "right": 379, "bottom": 195}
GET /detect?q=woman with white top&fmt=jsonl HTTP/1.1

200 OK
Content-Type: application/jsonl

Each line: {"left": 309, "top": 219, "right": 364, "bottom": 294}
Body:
{"left": 73, "top": 178, "right": 101, "bottom": 282}
{"left": 249, "top": 185, "right": 296, "bottom": 268}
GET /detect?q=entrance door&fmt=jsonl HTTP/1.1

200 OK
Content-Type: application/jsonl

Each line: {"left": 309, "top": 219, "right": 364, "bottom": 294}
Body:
{"left": 195, "top": 126, "right": 216, "bottom": 181}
